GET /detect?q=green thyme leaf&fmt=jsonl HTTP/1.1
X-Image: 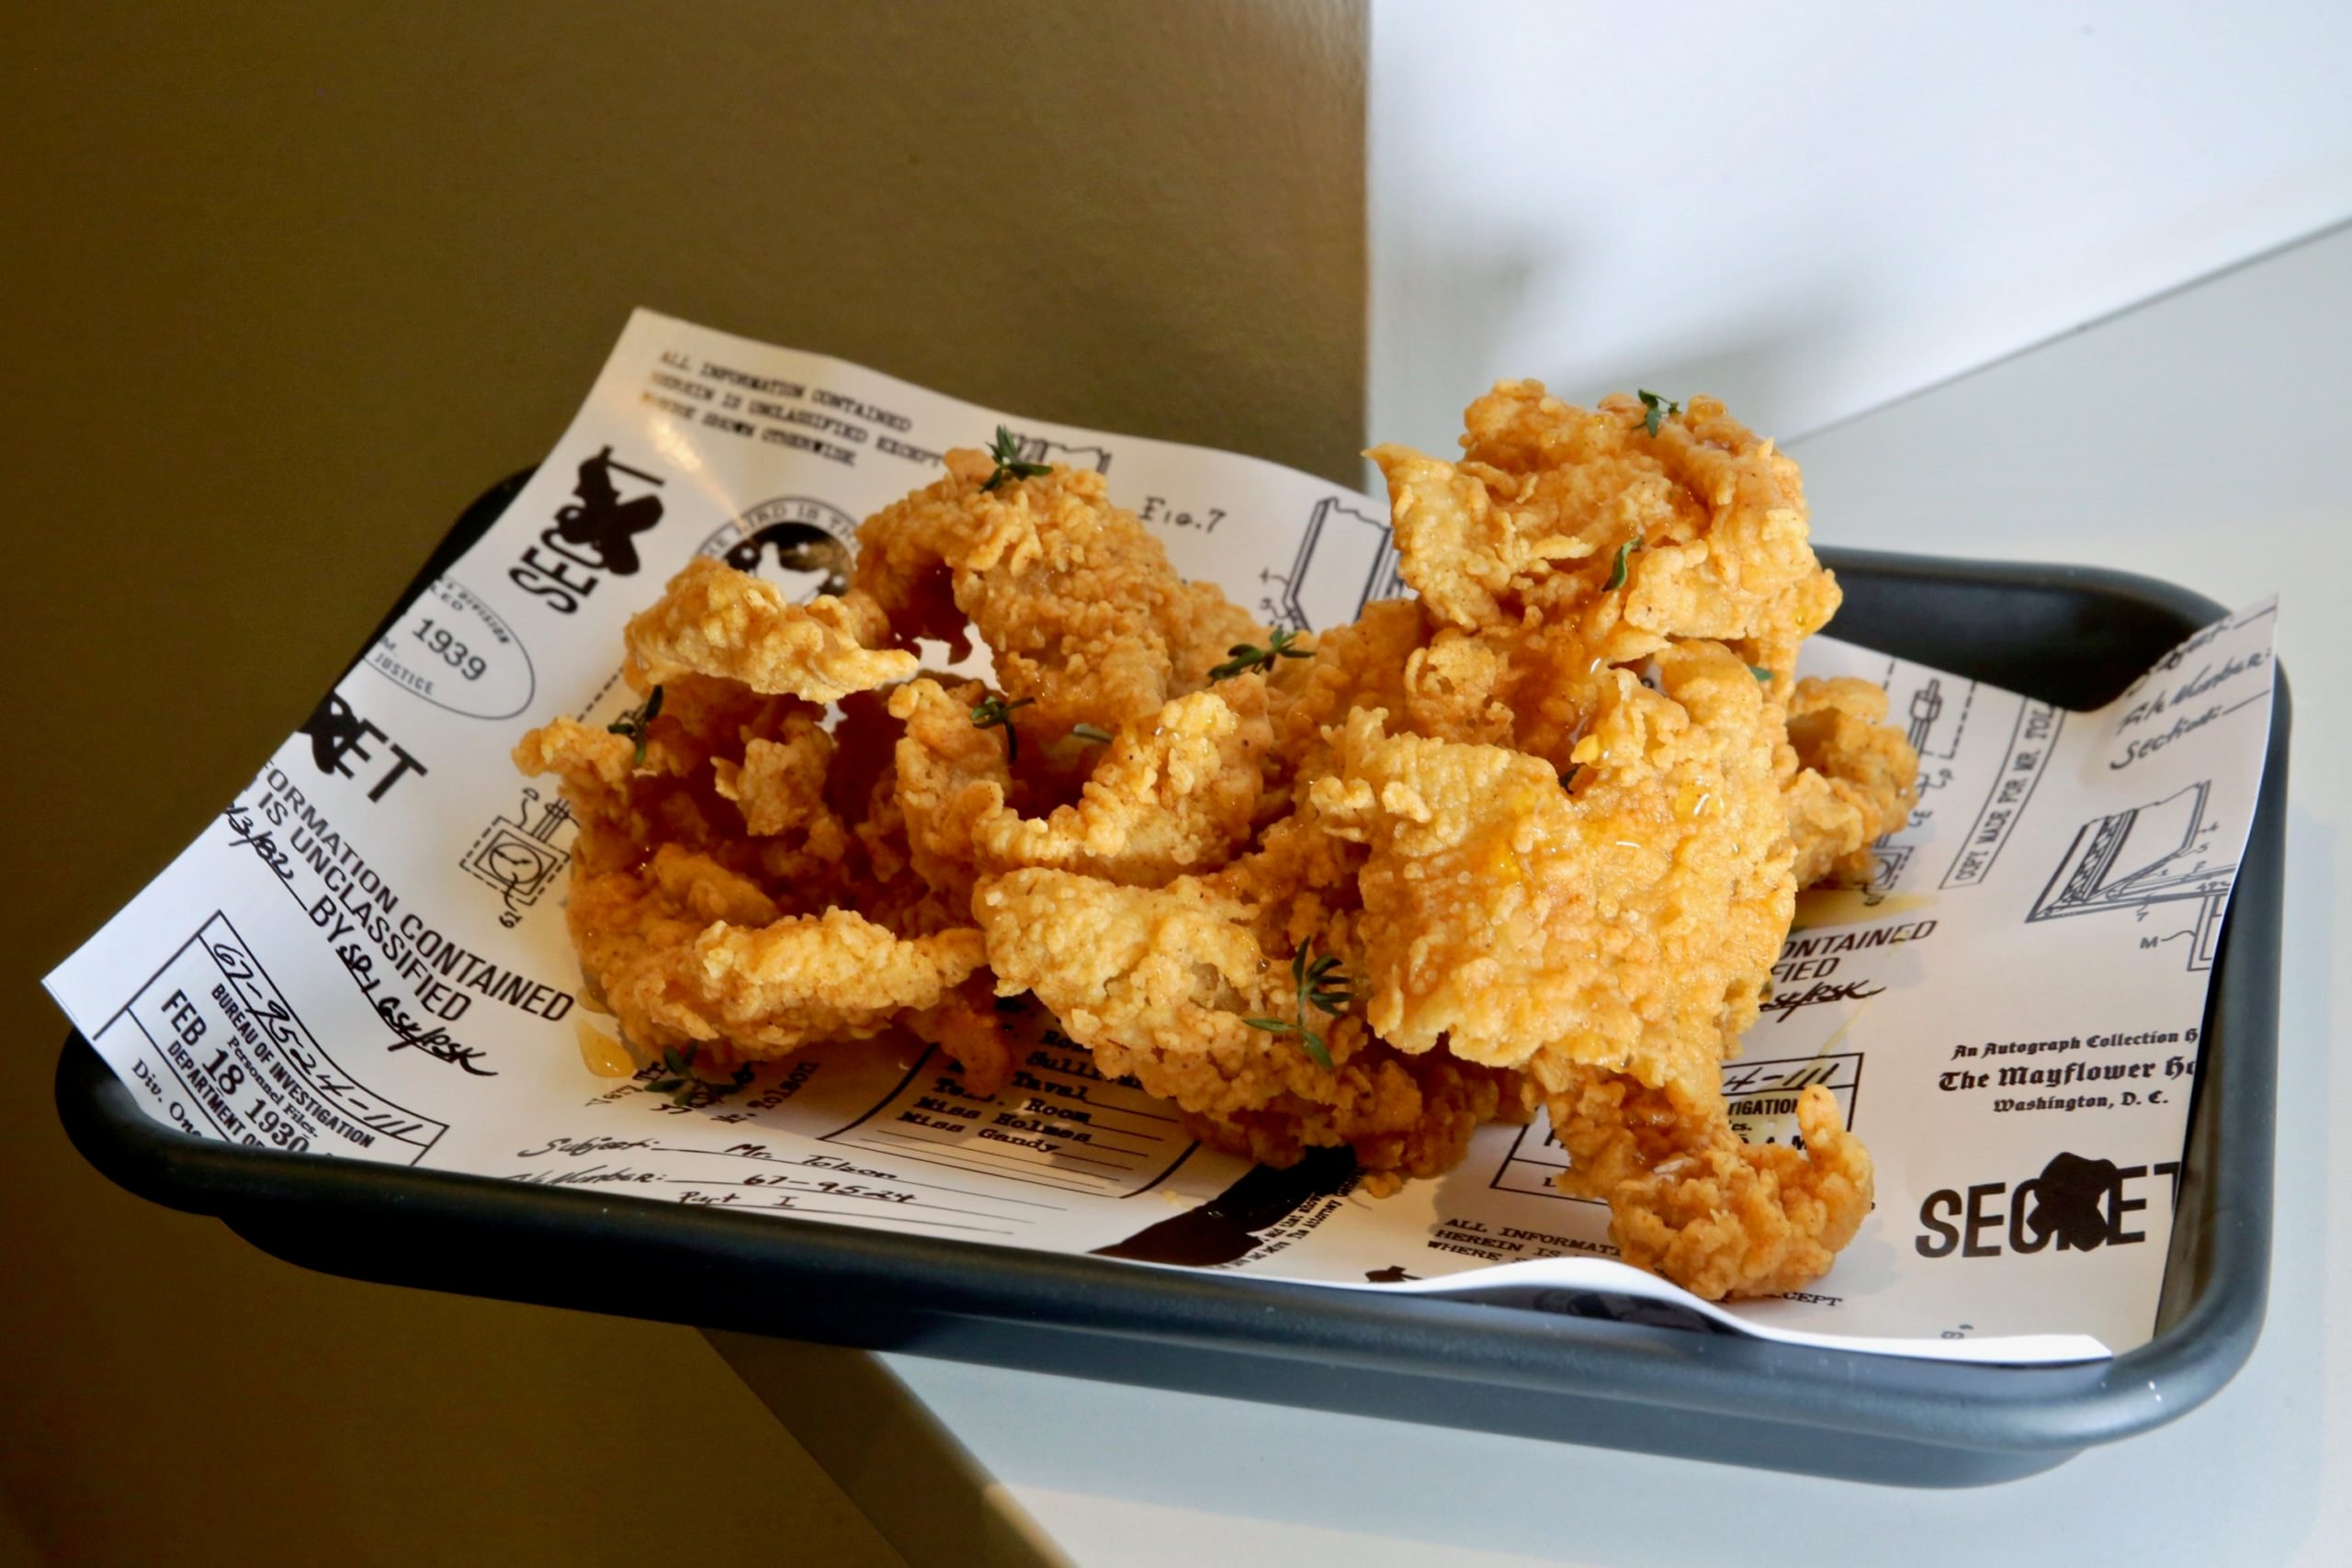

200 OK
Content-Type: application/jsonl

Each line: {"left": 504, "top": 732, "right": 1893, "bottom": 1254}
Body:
{"left": 1070, "top": 723, "right": 1114, "bottom": 744}
{"left": 1749, "top": 665, "right": 1774, "bottom": 682}
{"left": 1636, "top": 389, "right": 1681, "bottom": 437}
{"left": 1209, "top": 626, "right": 1311, "bottom": 682}
{"left": 1606, "top": 539, "right": 1639, "bottom": 592}
{"left": 970, "top": 694, "right": 1036, "bottom": 761}
{"left": 1243, "top": 940, "right": 1353, "bottom": 1068}
{"left": 606, "top": 684, "right": 669, "bottom": 766}
{"left": 982, "top": 424, "right": 1053, "bottom": 491}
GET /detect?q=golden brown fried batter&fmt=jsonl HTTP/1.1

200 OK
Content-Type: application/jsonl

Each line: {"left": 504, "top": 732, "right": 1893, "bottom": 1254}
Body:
{"left": 1546, "top": 1068, "right": 1873, "bottom": 1299}
{"left": 559, "top": 845, "right": 986, "bottom": 1059}
{"left": 888, "top": 675, "right": 1271, "bottom": 890}
{"left": 520, "top": 386, "right": 1920, "bottom": 1303}
{"left": 627, "top": 557, "right": 917, "bottom": 704}
{"left": 511, "top": 718, "right": 641, "bottom": 874}
{"left": 1782, "top": 676, "right": 1924, "bottom": 887}
{"left": 1311, "top": 641, "right": 1790, "bottom": 1101}
{"left": 854, "top": 449, "right": 1263, "bottom": 731}
{"left": 1368, "top": 384, "right": 1840, "bottom": 664}
{"left": 973, "top": 866, "right": 1522, "bottom": 1182}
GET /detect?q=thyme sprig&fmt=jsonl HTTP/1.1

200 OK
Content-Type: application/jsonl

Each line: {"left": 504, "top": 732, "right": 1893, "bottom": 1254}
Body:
{"left": 982, "top": 425, "right": 1052, "bottom": 491}
{"left": 647, "top": 1043, "right": 755, "bottom": 1108}
{"left": 1636, "top": 389, "right": 1681, "bottom": 437}
{"left": 606, "top": 684, "right": 666, "bottom": 765}
{"left": 1209, "top": 626, "right": 1310, "bottom": 682}
{"left": 971, "top": 694, "right": 1035, "bottom": 761}
{"left": 1605, "top": 538, "right": 1640, "bottom": 592}
{"left": 1242, "top": 941, "right": 1354, "bottom": 1070}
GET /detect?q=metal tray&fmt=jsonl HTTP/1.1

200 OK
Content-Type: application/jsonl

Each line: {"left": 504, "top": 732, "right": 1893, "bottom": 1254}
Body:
{"left": 53, "top": 472, "right": 2290, "bottom": 1487}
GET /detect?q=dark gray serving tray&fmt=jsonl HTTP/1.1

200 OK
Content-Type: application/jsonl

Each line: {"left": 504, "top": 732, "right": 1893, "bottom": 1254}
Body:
{"left": 53, "top": 472, "right": 2290, "bottom": 1486}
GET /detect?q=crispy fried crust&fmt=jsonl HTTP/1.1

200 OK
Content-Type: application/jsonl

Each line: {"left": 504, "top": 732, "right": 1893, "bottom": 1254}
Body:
{"left": 854, "top": 450, "right": 1264, "bottom": 731}
{"left": 627, "top": 557, "right": 917, "bottom": 704}
{"left": 514, "top": 391, "right": 1918, "bottom": 1302}
{"left": 1782, "top": 676, "right": 1923, "bottom": 886}
{"left": 888, "top": 673, "right": 1274, "bottom": 895}
{"left": 1546, "top": 1068, "right": 1874, "bottom": 1299}
{"left": 1368, "top": 385, "right": 1838, "bottom": 660}
{"left": 973, "top": 866, "right": 1525, "bottom": 1181}
{"left": 1312, "top": 642, "right": 1790, "bottom": 1095}
{"left": 558, "top": 845, "right": 986, "bottom": 1059}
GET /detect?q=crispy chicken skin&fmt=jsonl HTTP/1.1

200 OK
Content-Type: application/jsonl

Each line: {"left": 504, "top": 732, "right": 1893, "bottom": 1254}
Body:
{"left": 1311, "top": 640, "right": 1791, "bottom": 1097}
{"left": 520, "top": 398, "right": 1918, "bottom": 1300}
{"left": 974, "top": 866, "right": 1525, "bottom": 1185}
{"left": 1782, "top": 677, "right": 1923, "bottom": 887}
{"left": 854, "top": 450, "right": 1262, "bottom": 731}
{"left": 626, "top": 556, "right": 916, "bottom": 704}
{"left": 1545, "top": 1068, "right": 1874, "bottom": 1299}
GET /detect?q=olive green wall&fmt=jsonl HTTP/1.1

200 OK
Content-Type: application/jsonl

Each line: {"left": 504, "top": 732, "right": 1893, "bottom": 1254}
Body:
{"left": 0, "top": 4, "right": 1365, "bottom": 1562}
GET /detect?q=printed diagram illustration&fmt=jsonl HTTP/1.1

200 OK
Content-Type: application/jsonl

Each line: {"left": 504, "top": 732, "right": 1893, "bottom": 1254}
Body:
{"left": 2028, "top": 781, "right": 2233, "bottom": 970}
{"left": 459, "top": 786, "right": 576, "bottom": 928}
{"left": 1001, "top": 431, "right": 1113, "bottom": 473}
{"left": 552, "top": 446, "right": 666, "bottom": 575}
{"left": 1264, "top": 496, "right": 1406, "bottom": 632}
{"left": 696, "top": 498, "right": 858, "bottom": 603}
{"left": 1865, "top": 666, "right": 1974, "bottom": 891}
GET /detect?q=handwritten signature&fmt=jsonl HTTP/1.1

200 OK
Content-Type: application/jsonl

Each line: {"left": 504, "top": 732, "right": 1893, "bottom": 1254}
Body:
{"left": 1759, "top": 978, "right": 1883, "bottom": 1023}
{"left": 334, "top": 940, "right": 495, "bottom": 1075}
{"left": 222, "top": 805, "right": 296, "bottom": 885}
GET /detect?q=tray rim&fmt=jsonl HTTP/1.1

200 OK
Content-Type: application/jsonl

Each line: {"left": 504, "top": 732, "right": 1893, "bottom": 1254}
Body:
{"left": 45, "top": 473, "right": 2292, "bottom": 1477}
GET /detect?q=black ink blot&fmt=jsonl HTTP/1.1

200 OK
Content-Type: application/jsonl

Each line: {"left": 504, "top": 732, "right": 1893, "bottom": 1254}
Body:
{"left": 299, "top": 693, "right": 369, "bottom": 776}
{"left": 724, "top": 522, "right": 852, "bottom": 598}
{"left": 1091, "top": 1146, "right": 1357, "bottom": 1267}
{"left": 2026, "top": 1151, "right": 2123, "bottom": 1251}
{"left": 553, "top": 447, "right": 665, "bottom": 575}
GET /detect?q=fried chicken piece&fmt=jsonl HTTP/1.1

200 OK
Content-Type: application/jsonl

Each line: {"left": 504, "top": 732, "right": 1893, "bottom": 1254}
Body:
{"left": 973, "top": 866, "right": 1522, "bottom": 1182}
{"left": 1182, "top": 1043, "right": 1532, "bottom": 1196}
{"left": 628, "top": 670, "right": 792, "bottom": 784}
{"left": 1203, "top": 807, "right": 1370, "bottom": 958}
{"left": 888, "top": 675, "right": 1271, "bottom": 892}
{"left": 1546, "top": 1067, "right": 1873, "bottom": 1300}
{"left": 907, "top": 977, "right": 1019, "bottom": 1097}
{"left": 511, "top": 718, "right": 642, "bottom": 875}
{"left": 1309, "top": 640, "right": 1792, "bottom": 1094}
{"left": 516, "top": 388, "right": 1905, "bottom": 1302}
{"left": 516, "top": 671, "right": 857, "bottom": 900}
{"left": 566, "top": 844, "right": 987, "bottom": 1058}
{"left": 712, "top": 709, "right": 849, "bottom": 852}
{"left": 1368, "top": 384, "right": 1839, "bottom": 665}
{"left": 1270, "top": 597, "right": 1430, "bottom": 781}
{"left": 625, "top": 556, "right": 917, "bottom": 704}
{"left": 854, "top": 449, "right": 1263, "bottom": 732}
{"left": 1781, "top": 676, "right": 1923, "bottom": 886}
{"left": 884, "top": 676, "right": 1008, "bottom": 913}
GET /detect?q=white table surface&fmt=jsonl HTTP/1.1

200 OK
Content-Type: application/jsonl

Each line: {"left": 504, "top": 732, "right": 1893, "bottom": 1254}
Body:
{"left": 714, "top": 220, "right": 2349, "bottom": 1568}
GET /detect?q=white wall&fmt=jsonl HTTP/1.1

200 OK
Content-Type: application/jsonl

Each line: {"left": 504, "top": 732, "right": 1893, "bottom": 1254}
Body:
{"left": 1370, "top": 0, "right": 2352, "bottom": 457}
